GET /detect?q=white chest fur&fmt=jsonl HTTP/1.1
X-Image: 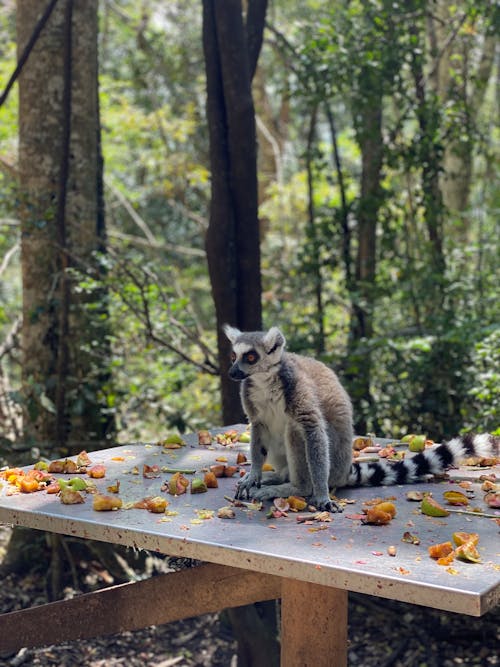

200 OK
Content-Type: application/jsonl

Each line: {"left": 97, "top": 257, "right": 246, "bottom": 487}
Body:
{"left": 245, "top": 373, "right": 288, "bottom": 441}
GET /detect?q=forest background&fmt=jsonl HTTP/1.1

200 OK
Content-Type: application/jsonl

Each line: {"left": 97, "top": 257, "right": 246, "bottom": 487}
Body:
{"left": 0, "top": 0, "right": 499, "bottom": 469}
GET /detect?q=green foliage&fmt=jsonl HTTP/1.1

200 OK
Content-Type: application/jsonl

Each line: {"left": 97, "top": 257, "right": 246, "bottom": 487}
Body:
{"left": 0, "top": 0, "right": 498, "bottom": 453}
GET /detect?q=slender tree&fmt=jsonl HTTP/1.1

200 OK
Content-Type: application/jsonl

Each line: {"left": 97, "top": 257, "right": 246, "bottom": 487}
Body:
{"left": 17, "top": 0, "right": 113, "bottom": 456}
{"left": 202, "top": 0, "right": 266, "bottom": 424}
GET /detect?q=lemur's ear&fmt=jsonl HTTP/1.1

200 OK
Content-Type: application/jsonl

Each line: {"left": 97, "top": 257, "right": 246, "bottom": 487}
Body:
{"left": 223, "top": 324, "right": 241, "bottom": 344}
{"left": 263, "top": 327, "right": 286, "bottom": 354}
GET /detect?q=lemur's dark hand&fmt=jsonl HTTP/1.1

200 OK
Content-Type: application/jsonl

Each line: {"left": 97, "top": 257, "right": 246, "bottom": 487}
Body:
{"left": 235, "top": 471, "right": 261, "bottom": 499}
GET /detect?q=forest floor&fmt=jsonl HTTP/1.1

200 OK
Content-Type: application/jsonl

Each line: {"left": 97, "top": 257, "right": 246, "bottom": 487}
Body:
{"left": 0, "top": 524, "right": 498, "bottom": 667}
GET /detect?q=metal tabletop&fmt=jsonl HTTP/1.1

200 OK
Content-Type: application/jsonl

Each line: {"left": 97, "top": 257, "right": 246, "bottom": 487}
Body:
{"left": 1, "top": 428, "right": 499, "bottom": 617}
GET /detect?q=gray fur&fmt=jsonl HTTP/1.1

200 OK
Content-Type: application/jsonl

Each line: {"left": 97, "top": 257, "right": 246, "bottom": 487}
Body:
{"left": 224, "top": 325, "right": 353, "bottom": 512}
{"left": 224, "top": 326, "right": 499, "bottom": 512}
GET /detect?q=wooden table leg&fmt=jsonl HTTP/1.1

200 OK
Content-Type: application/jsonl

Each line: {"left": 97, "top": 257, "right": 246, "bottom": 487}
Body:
{"left": 280, "top": 579, "right": 348, "bottom": 667}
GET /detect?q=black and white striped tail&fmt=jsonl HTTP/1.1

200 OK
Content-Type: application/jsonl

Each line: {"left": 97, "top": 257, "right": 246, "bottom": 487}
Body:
{"left": 346, "top": 434, "right": 499, "bottom": 488}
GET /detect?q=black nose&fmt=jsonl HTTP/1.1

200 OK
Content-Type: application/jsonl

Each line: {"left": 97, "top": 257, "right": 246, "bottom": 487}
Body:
{"left": 229, "top": 365, "right": 248, "bottom": 381}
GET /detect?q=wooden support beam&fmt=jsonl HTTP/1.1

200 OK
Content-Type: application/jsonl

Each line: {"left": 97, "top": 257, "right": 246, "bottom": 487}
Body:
{"left": 0, "top": 563, "right": 282, "bottom": 654}
{"left": 280, "top": 579, "right": 348, "bottom": 667}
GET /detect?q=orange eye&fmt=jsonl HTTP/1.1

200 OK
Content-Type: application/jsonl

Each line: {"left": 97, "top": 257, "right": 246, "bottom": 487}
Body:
{"left": 244, "top": 351, "right": 259, "bottom": 364}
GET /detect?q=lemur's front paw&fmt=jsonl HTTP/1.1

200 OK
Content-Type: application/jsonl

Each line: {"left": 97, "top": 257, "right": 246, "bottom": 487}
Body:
{"left": 235, "top": 471, "right": 261, "bottom": 499}
{"left": 310, "top": 496, "right": 344, "bottom": 513}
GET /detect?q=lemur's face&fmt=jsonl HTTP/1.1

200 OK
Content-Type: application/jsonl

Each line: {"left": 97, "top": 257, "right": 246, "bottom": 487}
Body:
{"left": 223, "top": 326, "right": 286, "bottom": 381}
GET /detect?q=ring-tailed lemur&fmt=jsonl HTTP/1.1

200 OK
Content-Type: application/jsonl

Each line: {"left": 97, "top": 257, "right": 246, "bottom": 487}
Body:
{"left": 224, "top": 325, "right": 498, "bottom": 512}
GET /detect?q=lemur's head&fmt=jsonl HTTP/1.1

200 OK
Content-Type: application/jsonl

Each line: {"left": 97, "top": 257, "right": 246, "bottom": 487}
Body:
{"left": 223, "top": 325, "right": 286, "bottom": 381}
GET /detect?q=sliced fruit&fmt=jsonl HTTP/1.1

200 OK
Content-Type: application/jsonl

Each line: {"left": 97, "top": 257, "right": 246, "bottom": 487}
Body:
{"left": 420, "top": 496, "right": 450, "bottom": 517}
{"left": 452, "top": 531, "right": 479, "bottom": 547}
{"left": 428, "top": 542, "right": 453, "bottom": 559}
{"left": 191, "top": 478, "right": 208, "bottom": 494}
{"left": 145, "top": 496, "right": 168, "bottom": 513}
{"left": 167, "top": 472, "right": 189, "bottom": 495}
{"left": 217, "top": 506, "right": 236, "bottom": 519}
{"left": 362, "top": 507, "right": 393, "bottom": 525}
{"left": 374, "top": 501, "right": 397, "bottom": 518}
{"left": 197, "top": 430, "right": 212, "bottom": 445}
{"left": 408, "top": 435, "right": 426, "bottom": 452}
{"left": 455, "top": 542, "right": 481, "bottom": 563}
{"left": 287, "top": 495, "right": 308, "bottom": 511}
{"left": 60, "top": 487, "right": 85, "bottom": 505}
{"left": 204, "top": 471, "right": 219, "bottom": 488}
{"left": 92, "top": 494, "right": 122, "bottom": 511}
{"left": 87, "top": 464, "right": 106, "bottom": 479}
{"left": 443, "top": 490, "right": 469, "bottom": 506}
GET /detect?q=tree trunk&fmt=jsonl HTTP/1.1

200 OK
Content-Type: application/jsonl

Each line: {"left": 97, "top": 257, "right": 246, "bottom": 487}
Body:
{"left": 427, "top": 1, "right": 496, "bottom": 238}
{"left": 17, "top": 0, "right": 113, "bottom": 456}
{"left": 347, "top": 80, "right": 384, "bottom": 434}
{"left": 202, "top": 0, "right": 266, "bottom": 424}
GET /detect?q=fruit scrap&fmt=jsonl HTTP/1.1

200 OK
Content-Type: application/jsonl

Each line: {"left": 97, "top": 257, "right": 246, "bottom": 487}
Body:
{"left": 46, "top": 481, "right": 61, "bottom": 494}
{"left": 60, "top": 486, "right": 85, "bottom": 505}
{"left": 209, "top": 464, "right": 238, "bottom": 478}
{"left": 0, "top": 467, "right": 54, "bottom": 493}
{"left": 143, "top": 464, "right": 161, "bottom": 479}
{"left": 76, "top": 450, "right": 92, "bottom": 467}
{"left": 378, "top": 446, "right": 395, "bottom": 458}
{"left": 286, "top": 495, "right": 308, "bottom": 511}
{"left": 407, "top": 435, "right": 426, "bottom": 453}
{"left": 455, "top": 542, "right": 481, "bottom": 563}
{"left": 373, "top": 501, "right": 397, "bottom": 518}
{"left": 481, "top": 480, "right": 497, "bottom": 492}
{"left": 406, "top": 490, "right": 425, "bottom": 502}
{"left": 353, "top": 436, "right": 374, "bottom": 451}
{"left": 387, "top": 546, "right": 397, "bottom": 557}
{"left": 203, "top": 471, "right": 218, "bottom": 488}
{"left": 59, "top": 477, "right": 88, "bottom": 492}
{"left": 262, "top": 462, "right": 274, "bottom": 471}
{"left": 420, "top": 496, "right": 450, "bottom": 517}
{"left": 267, "top": 498, "right": 290, "bottom": 519}
{"left": 452, "top": 531, "right": 479, "bottom": 547}
{"left": 198, "top": 430, "right": 212, "bottom": 446}
{"left": 429, "top": 532, "right": 482, "bottom": 565}
{"left": 361, "top": 499, "right": 396, "bottom": 525}
{"left": 87, "top": 464, "right": 106, "bottom": 479}
{"left": 145, "top": 496, "right": 168, "bottom": 513}
{"left": 217, "top": 506, "right": 236, "bottom": 519}
{"left": 443, "top": 490, "right": 469, "bottom": 506}
{"left": 428, "top": 541, "right": 454, "bottom": 560}
{"left": 159, "top": 433, "right": 185, "bottom": 448}
{"left": 484, "top": 491, "right": 500, "bottom": 508}
{"left": 107, "top": 480, "right": 120, "bottom": 494}
{"left": 167, "top": 472, "right": 189, "bottom": 495}
{"left": 401, "top": 531, "right": 420, "bottom": 545}
{"left": 191, "top": 478, "right": 208, "bottom": 494}
{"left": 236, "top": 452, "right": 248, "bottom": 464}
{"left": 238, "top": 431, "right": 251, "bottom": 443}
{"left": 92, "top": 494, "right": 122, "bottom": 511}
{"left": 48, "top": 459, "right": 79, "bottom": 474}
{"left": 215, "top": 430, "right": 240, "bottom": 445}
{"left": 362, "top": 507, "right": 393, "bottom": 525}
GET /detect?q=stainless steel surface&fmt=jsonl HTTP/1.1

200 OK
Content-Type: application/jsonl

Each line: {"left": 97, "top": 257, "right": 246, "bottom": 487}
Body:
{"left": 1, "top": 428, "right": 499, "bottom": 616}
